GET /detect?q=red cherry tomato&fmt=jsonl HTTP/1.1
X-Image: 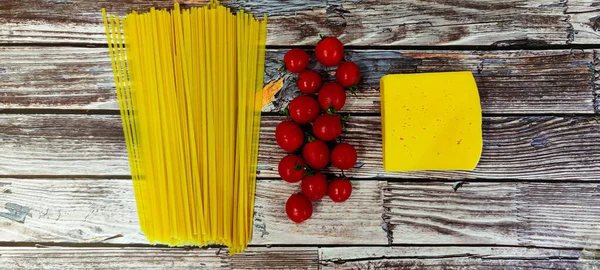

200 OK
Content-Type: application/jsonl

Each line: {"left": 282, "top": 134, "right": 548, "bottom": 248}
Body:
{"left": 328, "top": 179, "right": 352, "bottom": 202}
{"left": 297, "top": 70, "right": 322, "bottom": 94}
{"left": 331, "top": 143, "right": 357, "bottom": 170}
{"left": 301, "top": 172, "right": 328, "bottom": 201}
{"left": 284, "top": 49, "right": 310, "bottom": 73}
{"left": 336, "top": 61, "right": 361, "bottom": 88}
{"left": 315, "top": 37, "right": 344, "bottom": 66}
{"left": 278, "top": 154, "right": 307, "bottom": 183}
{"left": 302, "top": 139, "right": 330, "bottom": 169}
{"left": 286, "top": 193, "right": 313, "bottom": 223}
{"left": 318, "top": 82, "right": 346, "bottom": 112}
{"left": 312, "top": 114, "right": 343, "bottom": 141}
{"left": 288, "top": 95, "right": 320, "bottom": 124}
{"left": 275, "top": 121, "right": 304, "bottom": 152}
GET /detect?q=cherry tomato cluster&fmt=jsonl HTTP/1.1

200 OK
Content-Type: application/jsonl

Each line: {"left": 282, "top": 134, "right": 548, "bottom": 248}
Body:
{"left": 276, "top": 37, "right": 361, "bottom": 223}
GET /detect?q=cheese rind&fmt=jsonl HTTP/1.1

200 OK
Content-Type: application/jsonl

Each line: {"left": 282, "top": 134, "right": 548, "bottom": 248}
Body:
{"left": 380, "top": 71, "right": 482, "bottom": 172}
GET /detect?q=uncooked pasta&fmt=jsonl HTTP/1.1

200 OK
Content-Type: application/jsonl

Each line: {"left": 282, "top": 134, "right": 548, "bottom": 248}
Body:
{"left": 102, "top": 0, "right": 266, "bottom": 254}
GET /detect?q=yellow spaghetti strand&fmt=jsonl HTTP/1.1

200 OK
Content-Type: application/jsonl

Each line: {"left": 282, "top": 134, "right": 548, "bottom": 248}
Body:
{"left": 102, "top": 9, "right": 149, "bottom": 237}
{"left": 146, "top": 10, "right": 171, "bottom": 243}
{"left": 174, "top": 3, "right": 197, "bottom": 241}
{"left": 223, "top": 7, "right": 235, "bottom": 245}
{"left": 215, "top": 5, "right": 225, "bottom": 243}
{"left": 190, "top": 6, "right": 208, "bottom": 240}
{"left": 126, "top": 12, "right": 159, "bottom": 240}
{"left": 248, "top": 16, "right": 267, "bottom": 238}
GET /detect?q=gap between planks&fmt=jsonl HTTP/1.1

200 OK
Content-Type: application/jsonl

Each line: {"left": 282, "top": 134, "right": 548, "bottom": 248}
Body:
{"left": 0, "top": 109, "right": 598, "bottom": 118}
{"left": 2, "top": 176, "right": 600, "bottom": 184}
{"left": 3, "top": 42, "right": 600, "bottom": 50}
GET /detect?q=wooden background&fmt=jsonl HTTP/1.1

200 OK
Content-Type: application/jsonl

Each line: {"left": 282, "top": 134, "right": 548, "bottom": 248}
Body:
{"left": 1, "top": 0, "right": 600, "bottom": 269}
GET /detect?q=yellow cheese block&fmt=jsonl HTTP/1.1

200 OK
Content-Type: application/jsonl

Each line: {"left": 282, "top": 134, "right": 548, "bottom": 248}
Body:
{"left": 380, "top": 71, "right": 482, "bottom": 171}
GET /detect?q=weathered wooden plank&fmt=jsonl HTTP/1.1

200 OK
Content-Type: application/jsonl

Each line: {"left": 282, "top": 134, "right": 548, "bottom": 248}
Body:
{"left": 0, "top": 178, "right": 386, "bottom": 245}
{"left": 0, "top": 0, "right": 595, "bottom": 46}
{"left": 568, "top": 0, "right": 600, "bottom": 45}
{"left": 265, "top": 49, "right": 597, "bottom": 114}
{"left": 252, "top": 180, "right": 386, "bottom": 245}
{"left": 0, "top": 178, "right": 598, "bottom": 251}
{"left": 1, "top": 114, "right": 599, "bottom": 180}
{"left": 0, "top": 246, "right": 319, "bottom": 269}
{"left": 0, "top": 47, "right": 118, "bottom": 109}
{"left": 230, "top": 247, "right": 319, "bottom": 269}
{"left": 320, "top": 246, "right": 600, "bottom": 269}
{"left": 0, "top": 114, "right": 129, "bottom": 176}
{"left": 384, "top": 182, "right": 600, "bottom": 249}
{"left": 258, "top": 115, "right": 600, "bottom": 180}
{"left": 0, "top": 247, "right": 222, "bottom": 269}
{"left": 0, "top": 47, "right": 596, "bottom": 114}
{"left": 0, "top": 246, "right": 596, "bottom": 270}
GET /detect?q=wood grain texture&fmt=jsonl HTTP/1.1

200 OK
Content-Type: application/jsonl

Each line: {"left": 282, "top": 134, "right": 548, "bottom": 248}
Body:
{"left": 0, "top": 47, "right": 118, "bottom": 109}
{"left": 0, "top": 0, "right": 597, "bottom": 46}
{"left": 251, "top": 181, "right": 387, "bottom": 245}
{"left": 0, "top": 47, "right": 597, "bottom": 114}
{"left": 230, "top": 247, "right": 319, "bottom": 269}
{"left": 1, "top": 246, "right": 594, "bottom": 269}
{"left": 0, "top": 178, "right": 144, "bottom": 243}
{"left": 1, "top": 114, "right": 599, "bottom": 180}
{"left": 0, "top": 246, "right": 318, "bottom": 269}
{"left": 320, "top": 246, "right": 600, "bottom": 269}
{"left": 384, "top": 182, "right": 600, "bottom": 249}
{"left": 0, "top": 177, "right": 599, "bottom": 251}
{"left": 258, "top": 115, "right": 600, "bottom": 180}
{"left": 0, "top": 0, "right": 598, "bottom": 266}
{"left": 0, "top": 178, "right": 386, "bottom": 245}
{"left": 265, "top": 49, "right": 597, "bottom": 114}
{"left": 568, "top": 0, "right": 600, "bottom": 45}
{"left": 0, "top": 114, "right": 129, "bottom": 176}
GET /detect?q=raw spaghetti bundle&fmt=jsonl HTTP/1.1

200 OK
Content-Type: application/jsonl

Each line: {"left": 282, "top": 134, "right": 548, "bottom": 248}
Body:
{"left": 102, "top": 1, "right": 266, "bottom": 254}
